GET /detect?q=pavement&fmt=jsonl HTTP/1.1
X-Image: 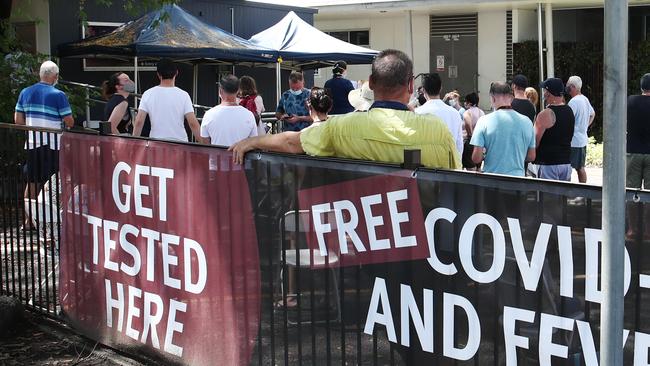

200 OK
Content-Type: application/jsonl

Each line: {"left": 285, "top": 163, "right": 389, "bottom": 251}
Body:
{"left": 571, "top": 167, "right": 603, "bottom": 186}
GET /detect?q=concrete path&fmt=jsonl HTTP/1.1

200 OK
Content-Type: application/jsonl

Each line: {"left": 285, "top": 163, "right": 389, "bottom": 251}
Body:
{"left": 571, "top": 167, "right": 603, "bottom": 186}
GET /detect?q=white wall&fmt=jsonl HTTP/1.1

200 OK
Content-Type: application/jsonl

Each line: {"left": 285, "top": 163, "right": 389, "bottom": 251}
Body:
{"left": 11, "top": 0, "right": 51, "bottom": 55}
{"left": 477, "top": 10, "right": 507, "bottom": 110}
{"left": 513, "top": 9, "right": 538, "bottom": 43}
{"left": 315, "top": 9, "right": 508, "bottom": 110}
{"left": 314, "top": 12, "right": 429, "bottom": 88}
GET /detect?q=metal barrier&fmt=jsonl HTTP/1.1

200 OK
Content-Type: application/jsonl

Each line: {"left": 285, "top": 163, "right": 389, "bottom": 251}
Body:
{"left": 2, "top": 122, "right": 650, "bottom": 365}
{"left": 59, "top": 80, "right": 281, "bottom": 132}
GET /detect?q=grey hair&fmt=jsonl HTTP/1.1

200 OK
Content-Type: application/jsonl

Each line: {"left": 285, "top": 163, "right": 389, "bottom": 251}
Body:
{"left": 39, "top": 61, "right": 59, "bottom": 78}
{"left": 567, "top": 75, "right": 582, "bottom": 91}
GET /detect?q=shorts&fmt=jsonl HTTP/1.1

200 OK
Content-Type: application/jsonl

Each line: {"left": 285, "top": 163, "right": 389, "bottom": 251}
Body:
{"left": 23, "top": 146, "right": 59, "bottom": 184}
{"left": 537, "top": 163, "right": 572, "bottom": 181}
{"left": 570, "top": 147, "right": 586, "bottom": 170}
{"left": 626, "top": 153, "right": 650, "bottom": 189}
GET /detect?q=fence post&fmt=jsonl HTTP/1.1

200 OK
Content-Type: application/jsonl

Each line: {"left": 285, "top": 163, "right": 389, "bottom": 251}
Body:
{"left": 85, "top": 86, "right": 90, "bottom": 128}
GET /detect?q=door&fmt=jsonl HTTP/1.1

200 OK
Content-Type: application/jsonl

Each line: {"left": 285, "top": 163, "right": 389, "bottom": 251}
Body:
{"left": 429, "top": 14, "right": 478, "bottom": 97}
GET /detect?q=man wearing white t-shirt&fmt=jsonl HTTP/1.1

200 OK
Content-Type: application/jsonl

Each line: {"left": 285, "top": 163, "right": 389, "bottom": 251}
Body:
{"left": 201, "top": 75, "right": 257, "bottom": 146}
{"left": 566, "top": 75, "right": 595, "bottom": 183}
{"left": 133, "top": 58, "right": 202, "bottom": 142}
{"left": 414, "top": 73, "right": 464, "bottom": 156}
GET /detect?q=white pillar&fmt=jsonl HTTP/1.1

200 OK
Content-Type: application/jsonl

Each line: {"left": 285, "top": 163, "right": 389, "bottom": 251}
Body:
{"left": 544, "top": 3, "right": 554, "bottom": 78}
{"left": 405, "top": 10, "right": 414, "bottom": 60}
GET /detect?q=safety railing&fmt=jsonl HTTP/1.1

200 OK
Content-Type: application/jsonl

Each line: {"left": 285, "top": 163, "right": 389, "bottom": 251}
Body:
{"left": 2, "top": 122, "right": 650, "bottom": 365}
{"left": 60, "top": 80, "right": 281, "bottom": 133}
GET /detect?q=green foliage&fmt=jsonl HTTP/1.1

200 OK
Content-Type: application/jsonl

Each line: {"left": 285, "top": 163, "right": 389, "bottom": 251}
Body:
{"left": 0, "top": 20, "right": 94, "bottom": 124}
{"left": 586, "top": 136, "right": 603, "bottom": 168}
{"left": 514, "top": 40, "right": 650, "bottom": 143}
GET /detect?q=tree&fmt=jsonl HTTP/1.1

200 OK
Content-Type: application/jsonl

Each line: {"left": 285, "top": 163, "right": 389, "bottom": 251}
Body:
{"left": 0, "top": 0, "right": 180, "bottom": 123}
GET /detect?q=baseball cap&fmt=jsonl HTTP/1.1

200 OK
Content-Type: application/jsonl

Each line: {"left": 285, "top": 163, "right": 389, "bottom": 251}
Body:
{"left": 512, "top": 74, "right": 528, "bottom": 89}
{"left": 540, "top": 78, "right": 564, "bottom": 97}
{"left": 641, "top": 73, "right": 650, "bottom": 91}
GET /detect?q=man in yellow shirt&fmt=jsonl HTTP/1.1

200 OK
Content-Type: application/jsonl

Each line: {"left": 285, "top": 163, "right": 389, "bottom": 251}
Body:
{"left": 230, "top": 49, "right": 460, "bottom": 170}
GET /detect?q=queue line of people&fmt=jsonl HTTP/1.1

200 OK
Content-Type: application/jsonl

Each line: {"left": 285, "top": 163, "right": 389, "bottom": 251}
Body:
{"left": 14, "top": 56, "right": 650, "bottom": 198}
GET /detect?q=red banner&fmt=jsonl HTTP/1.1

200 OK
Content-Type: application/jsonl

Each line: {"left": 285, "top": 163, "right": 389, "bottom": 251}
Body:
{"left": 59, "top": 134, "right": 260, "bottom": 365}
{"left": 298, "top": 173, "right": 429, "bottom": 267}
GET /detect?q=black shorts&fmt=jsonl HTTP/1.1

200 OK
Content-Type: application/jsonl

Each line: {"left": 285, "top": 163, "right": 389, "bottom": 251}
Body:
{"left": 23, "top": 146, "right": 59, "bottom": 184}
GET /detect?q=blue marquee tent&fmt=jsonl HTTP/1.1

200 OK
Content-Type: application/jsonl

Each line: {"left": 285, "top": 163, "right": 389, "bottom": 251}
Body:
{"left": 57, "top": 4, "right": 276, "bottom": 63}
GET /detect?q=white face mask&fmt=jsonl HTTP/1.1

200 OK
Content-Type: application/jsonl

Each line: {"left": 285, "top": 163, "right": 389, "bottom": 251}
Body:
{"left": 289, "top": 89, "right": 303, "bottom": 96}
{"left": 448, "top": 99, "right": 456, "bottom": 107}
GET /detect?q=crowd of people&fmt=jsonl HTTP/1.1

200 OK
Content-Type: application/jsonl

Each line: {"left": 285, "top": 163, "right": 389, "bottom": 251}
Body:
{"left": 13, "top": 53, "right": 650, "bottom": 215}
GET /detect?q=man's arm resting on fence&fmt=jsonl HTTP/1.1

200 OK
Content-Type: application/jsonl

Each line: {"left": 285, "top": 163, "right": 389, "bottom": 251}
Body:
{"left": 62, "top": 115, "right": 74, "bottom": 128}
{"left": 229, "top": 132, "right": 303, "bottom": 164}
{"left": 132, "top": 110, "right": 147, "bottom": 137}
{"left": 14, "top": 111, "right": 25, "bottom": 125}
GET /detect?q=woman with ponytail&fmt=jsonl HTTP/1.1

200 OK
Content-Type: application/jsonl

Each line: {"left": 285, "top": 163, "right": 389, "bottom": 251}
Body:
{"left": 102, "top": 72, "right": 135, "bottom": 134}
{"left": 307, "top": 87, "right": 333, "bottom": 123}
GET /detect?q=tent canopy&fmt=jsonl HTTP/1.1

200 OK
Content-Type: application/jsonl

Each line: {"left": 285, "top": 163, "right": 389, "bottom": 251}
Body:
{"left": 57, "top": 4, "right": 276, "bottom": 63}
{"left": 249, "top": 11, "right": 378, "bottom": 68}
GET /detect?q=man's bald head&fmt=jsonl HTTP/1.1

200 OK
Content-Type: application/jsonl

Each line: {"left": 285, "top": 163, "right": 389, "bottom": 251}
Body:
{"left": 369, "top": 49, "right": 413, "bottom": 103}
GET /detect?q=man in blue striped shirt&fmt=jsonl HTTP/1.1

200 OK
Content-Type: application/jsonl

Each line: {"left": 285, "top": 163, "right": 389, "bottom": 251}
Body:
{"left": 15, "top": 60, "right": 74, "bottom": 230}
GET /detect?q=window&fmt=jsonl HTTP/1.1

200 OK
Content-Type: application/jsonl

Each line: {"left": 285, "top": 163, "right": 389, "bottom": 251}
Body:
{"left": 326, "top": 30, "right": 370, "bottom": 47}
{"left": 82, "top": 21, "right": 156, "bottom": 71}
{"left": 13, "top": 22, "right": 37, "bottom": 54}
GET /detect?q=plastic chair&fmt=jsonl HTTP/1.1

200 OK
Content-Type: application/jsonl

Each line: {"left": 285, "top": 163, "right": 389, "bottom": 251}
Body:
{"left": 280, "top": 210, "right": 342, "bottom": 323}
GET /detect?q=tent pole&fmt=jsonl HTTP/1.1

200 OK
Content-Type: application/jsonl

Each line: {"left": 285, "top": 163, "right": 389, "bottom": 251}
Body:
{"left": 537, "top": 3, "right": 545, "bottom": 109}
{"left": 276, "top": 61, "right": 281, "bottom": 106}
{"left": 193, "top": 64, "right": 198, "bottom": 105}
{"left": 134, "top": 56, "right": 139, "bottom": 109}
{"left": 276, "top": 60, "right": 282, "bottom": 133}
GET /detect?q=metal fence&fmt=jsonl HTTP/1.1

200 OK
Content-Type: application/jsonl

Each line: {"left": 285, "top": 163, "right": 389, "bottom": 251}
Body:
{"left": 2, "top": 123, "right": 650, "bottom": 365}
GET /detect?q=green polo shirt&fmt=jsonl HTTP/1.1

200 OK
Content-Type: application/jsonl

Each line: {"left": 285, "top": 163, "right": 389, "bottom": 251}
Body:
{"left": 300, "top": 108, "right": 460, "bottom": 169}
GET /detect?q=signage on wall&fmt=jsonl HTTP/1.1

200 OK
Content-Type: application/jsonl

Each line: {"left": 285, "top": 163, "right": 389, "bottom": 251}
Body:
{"left": 436, "top": 55, "right": 445, "bottom": 71}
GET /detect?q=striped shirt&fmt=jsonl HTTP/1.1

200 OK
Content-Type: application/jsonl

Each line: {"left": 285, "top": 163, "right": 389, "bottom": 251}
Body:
{"left": 15, "top": 82, "right": 72, "bottom": 150}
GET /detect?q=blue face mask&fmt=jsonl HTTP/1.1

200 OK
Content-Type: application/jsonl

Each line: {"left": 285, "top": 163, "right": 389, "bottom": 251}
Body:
{"left": 289, "top": 89, "right": 303, "bottom": 96}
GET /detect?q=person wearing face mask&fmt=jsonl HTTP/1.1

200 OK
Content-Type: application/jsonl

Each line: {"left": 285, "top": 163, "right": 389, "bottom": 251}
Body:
{"left": 324, "top": 61, "right": 355, "bottom": 115}
{"left": 276, "top": 71, "right": 313, "bottom": 132}
{"left": 102, "top": 72, "right": 136, "bottom": 134}
{"left": 444, "top": 91, "right": 466, "bottom": 117}
{"left": 469, "top": 82, "right": 536, "bottom": 176}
